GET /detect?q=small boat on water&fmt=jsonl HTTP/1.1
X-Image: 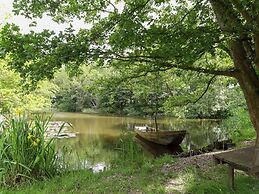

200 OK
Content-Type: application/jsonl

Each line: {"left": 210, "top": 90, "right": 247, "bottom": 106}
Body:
{"left": 135, "top": 126, "right": 186, "bottom": 145}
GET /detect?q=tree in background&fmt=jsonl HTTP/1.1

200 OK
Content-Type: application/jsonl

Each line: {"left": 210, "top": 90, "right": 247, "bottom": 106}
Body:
{"left": 52, "top": 67, "right": 96, "bottom": 112}
{"left": 0, "top": 60, "right": 55, "bottom": 113}
{"left": 51, "top": 62, "right": 244, "bottom": 118}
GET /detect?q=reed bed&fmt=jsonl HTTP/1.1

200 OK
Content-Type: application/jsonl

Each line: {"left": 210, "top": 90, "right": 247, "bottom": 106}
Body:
{"left": 0, "top": 113, "right": 61, "bottom": 185}
{"left": 113, "top": 132, "right": 150, "bottom": 167}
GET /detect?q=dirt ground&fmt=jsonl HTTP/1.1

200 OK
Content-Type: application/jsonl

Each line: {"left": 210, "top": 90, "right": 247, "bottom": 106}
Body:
{"left": 162, "top": 151, "right": 217, "bottom": 174}
{"left": 163, "top": 140, "right": 255, "bottom": 174}
{"left": 162, "top": 141, "right": 255, "bottom": 193}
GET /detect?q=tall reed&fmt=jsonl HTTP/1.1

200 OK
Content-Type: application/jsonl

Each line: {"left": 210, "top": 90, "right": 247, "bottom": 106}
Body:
{"left": 0, "top": 113, "right": 61, "bottom": 185}
{"left": 113, "top": 132, "right": 149, "bottom": 167}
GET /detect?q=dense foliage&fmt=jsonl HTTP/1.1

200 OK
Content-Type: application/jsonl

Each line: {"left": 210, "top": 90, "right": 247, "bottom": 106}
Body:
{"left": 0, "top": 57, "right": 247, "bottom": 119}
{"left": 0, "top": 60, "right": 55, "bottom": 113}
{"left": 51, "top": 67, "right": 96, "bottom": 112}
{"left": 50, "top": 65, "right": 245, "bottom": 118}
{"left": 221, "top": 108, "right": 255, "bottom": 143}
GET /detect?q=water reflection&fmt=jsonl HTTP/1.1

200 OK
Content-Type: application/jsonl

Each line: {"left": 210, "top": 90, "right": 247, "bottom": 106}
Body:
{"left": 135, "top": 134, "right": 183, "bottom": 157}
{"left": 52, "top": 112, "right": 225, "bottom": 167}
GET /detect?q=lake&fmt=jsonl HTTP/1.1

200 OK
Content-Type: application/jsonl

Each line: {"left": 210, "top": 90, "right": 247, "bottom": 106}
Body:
{"left": 52, "top": 112, "right": 225, "bottom": 170}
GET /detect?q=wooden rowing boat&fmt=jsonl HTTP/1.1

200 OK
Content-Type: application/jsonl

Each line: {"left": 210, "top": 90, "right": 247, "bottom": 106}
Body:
{"left": 135, "top": 128, "right": 186, "bottom": 145}
{"left": 135, "top": 134, "right": 183, "bottom": 156}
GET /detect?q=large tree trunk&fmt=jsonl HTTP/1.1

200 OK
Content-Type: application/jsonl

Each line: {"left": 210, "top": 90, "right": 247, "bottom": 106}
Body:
{"left": 237, "top": 72, "right": 259, "bottom": 165}
{"left": 230, "top": 40, "right": 259, "bottom": 165}
{"left": 209, "top": 0, "right": 259, "bottom": 165}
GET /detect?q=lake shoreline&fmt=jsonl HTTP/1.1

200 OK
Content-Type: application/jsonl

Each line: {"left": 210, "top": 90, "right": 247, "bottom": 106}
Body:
{"left": 2, "top": 141, "right": 258, "bottom": 194}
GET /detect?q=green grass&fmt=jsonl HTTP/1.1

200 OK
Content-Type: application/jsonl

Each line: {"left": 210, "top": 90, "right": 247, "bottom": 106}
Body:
{"left": 185, "top": 166, "right": 259, "bottom": 194}
{"left": 0, "top": 157, "right": 170, "bottom": 194}
{"left": 0, "top": 156, "right": 258, "bottom": 194}
{"left": 113, "top": 132, "right": 151, "bottom": 167}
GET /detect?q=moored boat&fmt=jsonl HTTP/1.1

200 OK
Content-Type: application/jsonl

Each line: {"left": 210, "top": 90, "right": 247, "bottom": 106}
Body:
{"left": 135, "top": 127, "right": 186, "bottom": 145}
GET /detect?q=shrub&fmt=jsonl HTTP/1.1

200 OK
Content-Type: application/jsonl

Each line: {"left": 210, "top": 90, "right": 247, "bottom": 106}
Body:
{"left": 221, "top": 108, "right": 255, "bottom": 143}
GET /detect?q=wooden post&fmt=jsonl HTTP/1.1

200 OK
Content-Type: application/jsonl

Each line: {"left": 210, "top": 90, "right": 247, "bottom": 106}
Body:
{"left": 213, "top": 157, "right": 219, "bottom": 165}
{"left": 254, "top": 147, "right": 259, "bottom": 166}
{"left": 228, "top": 165, "right": 234, "bottom": 189}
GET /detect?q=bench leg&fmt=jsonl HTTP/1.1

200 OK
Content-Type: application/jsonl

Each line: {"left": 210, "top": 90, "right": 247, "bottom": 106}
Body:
{"left": 213, "top": 158, "right": 220, "bottom": 165}
{"left": 228, "top": 165, "right": 234, "bottom": 189}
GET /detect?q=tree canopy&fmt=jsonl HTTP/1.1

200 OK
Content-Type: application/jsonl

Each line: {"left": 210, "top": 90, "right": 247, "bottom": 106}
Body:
{"left": 0, "top": 0, "right": 239, "bottom": 81}
{"left": 1, "top": 0, "right": 259, "bottom": 147}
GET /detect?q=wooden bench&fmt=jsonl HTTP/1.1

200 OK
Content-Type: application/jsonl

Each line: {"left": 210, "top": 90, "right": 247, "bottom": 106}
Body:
{"left": 213, "top": 146, "right": 259, "bottom": 189}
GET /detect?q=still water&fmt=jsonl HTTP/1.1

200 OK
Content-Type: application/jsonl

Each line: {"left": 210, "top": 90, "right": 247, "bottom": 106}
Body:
{"left": 52, "top": 112, "right": 225, "bottom": 169}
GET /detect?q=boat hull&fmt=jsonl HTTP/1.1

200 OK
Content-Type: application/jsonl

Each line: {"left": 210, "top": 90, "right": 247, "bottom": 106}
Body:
{"left": 135, "top": 130, "right": 186, "bottom": 145}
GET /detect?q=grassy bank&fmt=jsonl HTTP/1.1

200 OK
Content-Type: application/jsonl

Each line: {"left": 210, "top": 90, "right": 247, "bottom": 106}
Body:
{"left": 0, "top": 129, "right": 258, "bottom": 194}
{"left": 1, "top": 155, "right": 259, "bottom": 194}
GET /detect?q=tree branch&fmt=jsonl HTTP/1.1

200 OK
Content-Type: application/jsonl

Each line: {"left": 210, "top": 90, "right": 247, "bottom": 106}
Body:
{"left": 88, "top": 0, "right": 152, "bottom": 45}
{"left": 83, "top": 48, "right": 239, "bottom": 78}
{"left": 108, "top": 0, "right": 118, "bottom": 13}
{"left": 96, "top": 52, "right": 239, "bottom": 78}
{"left": 192, "top": 75, "right": 216, "bottom": 104}
{"left": 167, "top": 75, "right": 217, "bottom": 107}
{"left": 230, "top": 0, "right": 253, "bottom": 23}
{"left": 159, "top": 61, "right": 238, "bottom": 77}
{"left": 208, "top": 0, "right": 244, "bottom": 33}
{"left": 177, "top": 0, "right": 203, "bottom": 24}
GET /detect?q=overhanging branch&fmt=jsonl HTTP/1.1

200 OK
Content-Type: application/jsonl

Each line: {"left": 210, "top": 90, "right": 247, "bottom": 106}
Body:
{"left": 192, "top": 75, "right": 216, "bottom": 104}
{"left": 159, "top": 62, "right": 238, "bottom": 77}
{"left": 83, "top": 49, "right": 239, "bottom": 78}
{"left": 109, "top": 56, "right": 239, "bottom": 78}
{"left": 167, "top": 75, "right": 217, "bottom": 107}
{"left": 230, "top": 0, "right": 253, "bottom": 23}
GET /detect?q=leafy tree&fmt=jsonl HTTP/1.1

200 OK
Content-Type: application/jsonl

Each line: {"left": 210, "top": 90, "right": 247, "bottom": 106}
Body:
{"left": 52, "top": 68, "right": 95, "bottom": 112}
{"left": 163, "top": 75, "right": 245, "bottom": 119}
{"left": 0, "top": 60, "right": 55, "bottom": 113}
{"left": 1, "top": 1, "right": 259, "bottom": 151}
{"left": 97, "top": 84, "right": 133, "bottom": 114}
{"left": 96, "top": 72, "right": 165, "bottom": 116}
